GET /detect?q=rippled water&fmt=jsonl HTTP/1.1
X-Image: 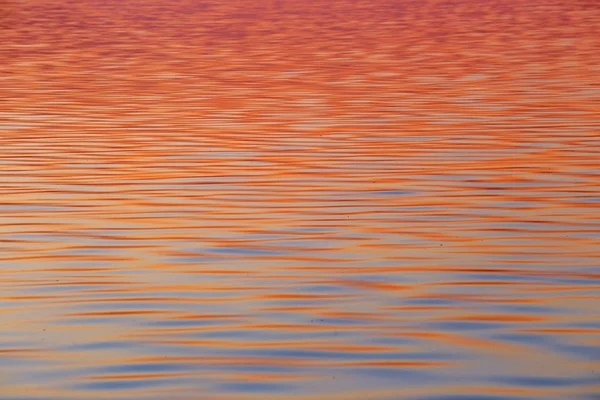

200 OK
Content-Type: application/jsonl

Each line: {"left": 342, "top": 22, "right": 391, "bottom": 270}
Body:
{"left": 1, "top": 0, "right": 600, "bottom": 399}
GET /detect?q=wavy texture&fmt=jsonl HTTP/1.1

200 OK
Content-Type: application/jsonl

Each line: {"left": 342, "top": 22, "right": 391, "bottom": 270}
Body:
{"left": 1, "top": 0, "right": 599, "bottom": 399}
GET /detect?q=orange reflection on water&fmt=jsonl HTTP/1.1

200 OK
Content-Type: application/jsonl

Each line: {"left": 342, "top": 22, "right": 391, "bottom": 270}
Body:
{"left": 1, "top": 0, "right": 600, "bottom": 399}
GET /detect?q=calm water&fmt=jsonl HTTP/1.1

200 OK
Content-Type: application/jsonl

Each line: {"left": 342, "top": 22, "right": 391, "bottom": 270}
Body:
{"left": 1, "top": 0, "right": 599, "bottom": 399}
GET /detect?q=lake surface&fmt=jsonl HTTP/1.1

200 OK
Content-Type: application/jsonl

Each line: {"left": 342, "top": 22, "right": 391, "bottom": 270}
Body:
{"left": 1, "top": 0, "right": 599, "bottom": 399}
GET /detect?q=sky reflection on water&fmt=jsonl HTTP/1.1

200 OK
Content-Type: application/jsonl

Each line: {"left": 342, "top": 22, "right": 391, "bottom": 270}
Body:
{"left": 1, "top": 0, "right": 600, "bottom": 399}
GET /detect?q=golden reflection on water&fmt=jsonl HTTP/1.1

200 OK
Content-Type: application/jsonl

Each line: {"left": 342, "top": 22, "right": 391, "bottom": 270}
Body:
{"left": 1, "top": 0, "right": 600, "bottom": 399}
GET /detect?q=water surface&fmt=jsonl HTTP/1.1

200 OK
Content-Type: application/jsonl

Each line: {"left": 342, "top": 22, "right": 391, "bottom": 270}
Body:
{"left": 1, "top": 0, "right": 599, "bottom": 399}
